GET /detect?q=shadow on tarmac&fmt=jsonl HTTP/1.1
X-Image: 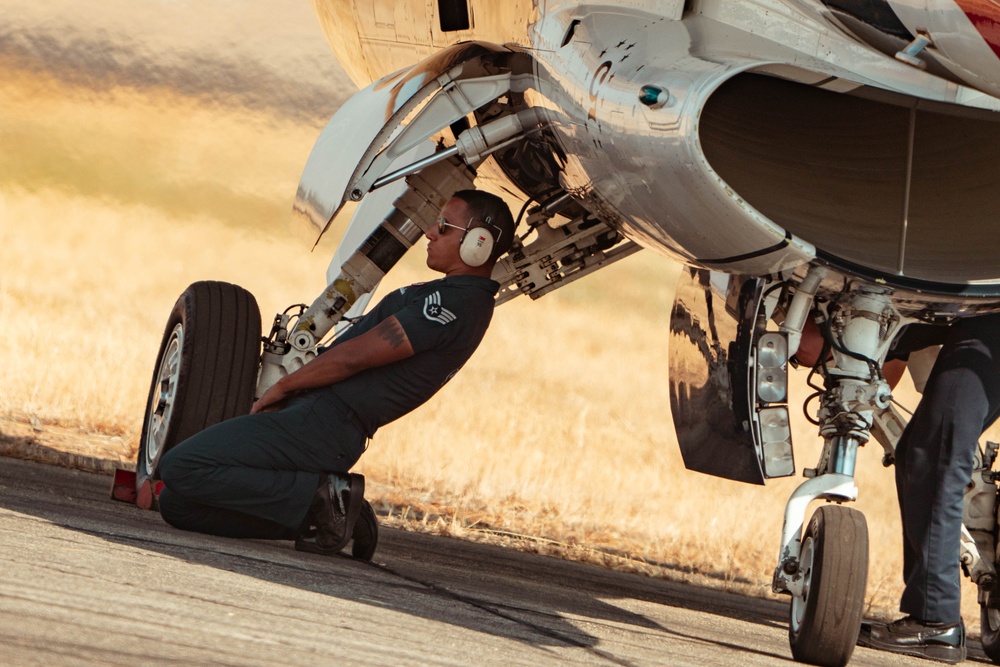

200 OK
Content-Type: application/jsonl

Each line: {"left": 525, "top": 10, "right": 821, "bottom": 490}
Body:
{"left": 0, "top": 457, "right": 796, "bottom": 663}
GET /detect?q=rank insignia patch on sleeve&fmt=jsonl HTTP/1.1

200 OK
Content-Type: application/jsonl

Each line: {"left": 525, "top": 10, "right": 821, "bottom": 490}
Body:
{"left": 423, "top": 291, "right": 457, "bottom": 324}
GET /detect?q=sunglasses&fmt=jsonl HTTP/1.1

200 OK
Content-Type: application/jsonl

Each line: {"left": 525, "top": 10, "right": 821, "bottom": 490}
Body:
{"left": 436, "top": 216, "right": 472, "bottom": 236}
{"left": 435, "top": 216, "right": 504, "bottom": 243}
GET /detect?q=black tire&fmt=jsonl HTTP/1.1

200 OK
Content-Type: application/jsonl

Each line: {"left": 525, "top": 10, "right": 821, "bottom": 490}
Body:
{"left": 981, "top": 593, "right": 1000, "bottom": 663}
{"left": 789, "top": 505, "right": 869, "bottom": 667}
{"left": 351, "top": 499, "right": 379, "bottom": 561}
{"left": 137, "top": 281, "right": 261, "bottom": 488}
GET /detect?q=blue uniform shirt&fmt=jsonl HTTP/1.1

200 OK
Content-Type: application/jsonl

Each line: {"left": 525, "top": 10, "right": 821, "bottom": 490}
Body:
{"left": 325, "top": 275, "right": 499, "bottom": 437}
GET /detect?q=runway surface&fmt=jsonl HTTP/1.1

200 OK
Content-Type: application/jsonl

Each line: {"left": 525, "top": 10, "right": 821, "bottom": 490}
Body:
{"left": 0, "top": 457, "right": 986, "bottom": 666}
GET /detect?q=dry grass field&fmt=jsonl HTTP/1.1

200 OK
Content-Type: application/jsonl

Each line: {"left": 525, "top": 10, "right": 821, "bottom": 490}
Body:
{"left": 3, "top": 46, "right": 1000, "bottom": 635}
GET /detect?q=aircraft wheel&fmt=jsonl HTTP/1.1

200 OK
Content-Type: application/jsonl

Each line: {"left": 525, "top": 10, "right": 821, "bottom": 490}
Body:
{"left": 137, "top": 281, "right": 261, "bottom": 489}
{"left": 980, "top": 593, "right": 1000, "bottom": 664}
{"left": 351, "top": 499, "right": 379, "bottom": 561}
{"left": 789, "top": 505, "right": 868, "bottom": 667}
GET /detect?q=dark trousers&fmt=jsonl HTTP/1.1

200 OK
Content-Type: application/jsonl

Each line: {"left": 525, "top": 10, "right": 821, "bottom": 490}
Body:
{"left": 157, "top": 389, "right": 366, "bottom": 540}
{"left": 895, "top": 313, "right": 1000, "bottom": 623}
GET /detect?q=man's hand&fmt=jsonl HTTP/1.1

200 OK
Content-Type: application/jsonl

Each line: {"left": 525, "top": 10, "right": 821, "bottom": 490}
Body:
{"left": 250, "top": 382, "right": 292, "bottom": 414}
{"left": 248, "top": 315, "right": 415, "bottom": 415}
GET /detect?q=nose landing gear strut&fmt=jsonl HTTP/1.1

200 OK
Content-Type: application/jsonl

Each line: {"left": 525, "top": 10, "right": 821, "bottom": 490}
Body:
{"left": 774, "top": 286, "right": 904, "bottom": 667}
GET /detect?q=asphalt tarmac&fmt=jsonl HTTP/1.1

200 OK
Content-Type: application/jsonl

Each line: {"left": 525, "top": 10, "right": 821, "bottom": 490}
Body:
{"left": 0, "top": 457, "right": 988, "bottom": 666}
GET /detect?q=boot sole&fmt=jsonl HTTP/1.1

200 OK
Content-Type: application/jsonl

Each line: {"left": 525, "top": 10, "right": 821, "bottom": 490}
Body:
{"left": 861, "top": 639, "right": 965, "bottom": 665}
{"left": 295, "top": 473, "right": 365, "bottom": 556}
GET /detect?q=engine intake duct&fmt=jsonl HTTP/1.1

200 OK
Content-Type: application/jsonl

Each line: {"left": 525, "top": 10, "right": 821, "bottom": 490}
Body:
{"left": 699, "top": 73, "right": 1000, "bottom": 286}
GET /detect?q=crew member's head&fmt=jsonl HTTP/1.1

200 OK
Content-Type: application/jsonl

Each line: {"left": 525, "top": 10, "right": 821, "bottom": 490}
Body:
{"left": 425, "top": 189, "right": 516, "bottom": 276}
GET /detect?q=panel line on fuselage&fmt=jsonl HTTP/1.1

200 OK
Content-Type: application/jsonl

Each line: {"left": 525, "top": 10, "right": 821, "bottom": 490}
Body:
{"left": 698, "top": 231, "right": 793, "bottom": 266}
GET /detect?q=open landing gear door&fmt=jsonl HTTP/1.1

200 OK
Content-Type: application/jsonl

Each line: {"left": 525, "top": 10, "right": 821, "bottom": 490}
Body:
{"left": 669, "top": 269, "right": 769, "bottom": 485}
{"left": 292, "top": 41, "right": 530, "bottom": 243}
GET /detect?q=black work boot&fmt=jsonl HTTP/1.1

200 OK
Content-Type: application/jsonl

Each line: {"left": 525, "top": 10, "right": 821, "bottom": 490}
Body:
{"left": 295, "top": 472, "right": 365, "bottom": 556}
{"left": 858, "top": 616, "right": 966, "bottom": 664}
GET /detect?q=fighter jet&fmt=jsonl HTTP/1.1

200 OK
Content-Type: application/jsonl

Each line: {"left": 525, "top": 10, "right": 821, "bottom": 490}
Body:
{"left": 136, "top": 3, "right": 1000, "bottom": 665}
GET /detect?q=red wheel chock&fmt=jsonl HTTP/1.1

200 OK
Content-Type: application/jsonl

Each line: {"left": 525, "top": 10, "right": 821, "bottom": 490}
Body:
{"left": 110, "top": 468, "right": 163, "bottom": 510}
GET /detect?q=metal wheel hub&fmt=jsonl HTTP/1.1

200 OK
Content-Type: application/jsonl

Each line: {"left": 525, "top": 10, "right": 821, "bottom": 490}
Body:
{"left": 145, "top": 323, "right": 183, "bottom": 472}
{"left": 790, "top": 536, "right": 815, "bottom": 633}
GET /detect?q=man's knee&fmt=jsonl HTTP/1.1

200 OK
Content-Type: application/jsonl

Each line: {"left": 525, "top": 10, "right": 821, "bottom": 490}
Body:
{"left": 157, "top": 486, "right": 193, "bottom": 531}
{"left": 156, "top": 440, "right": 206, "bottom": 496}
{"left": 157, "top": 445, "right": 183, "bottom": 488}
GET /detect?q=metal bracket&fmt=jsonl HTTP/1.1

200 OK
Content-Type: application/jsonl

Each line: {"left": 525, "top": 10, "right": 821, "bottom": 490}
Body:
{"left": 895, "top": 32, "right": 933, "bottom": 70}
{"left": 493, "top": 213, "right": 640, "bottom": 304}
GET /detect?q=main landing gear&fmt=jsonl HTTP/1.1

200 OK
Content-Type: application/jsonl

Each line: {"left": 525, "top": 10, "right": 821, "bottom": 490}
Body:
{"left": 138, "top": 281, "right": 261, "bottom": 490}
{"left": 136, "top": 280, "right": 381, "bottom": 560}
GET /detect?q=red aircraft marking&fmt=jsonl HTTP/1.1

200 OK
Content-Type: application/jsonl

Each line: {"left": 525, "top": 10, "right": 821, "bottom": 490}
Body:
{"left": 954, "top": 0, "right": 1000, "bottom": 59}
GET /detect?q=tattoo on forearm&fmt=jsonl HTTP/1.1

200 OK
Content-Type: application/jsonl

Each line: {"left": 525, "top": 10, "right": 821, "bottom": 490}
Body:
{"left": 377, "top": 319, "right": 407, "bottom": 349}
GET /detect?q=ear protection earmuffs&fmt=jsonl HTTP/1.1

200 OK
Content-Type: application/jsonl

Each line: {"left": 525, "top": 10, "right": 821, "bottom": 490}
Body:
{"left": 459, "top": 223, "right": 495, "bottom": 267}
